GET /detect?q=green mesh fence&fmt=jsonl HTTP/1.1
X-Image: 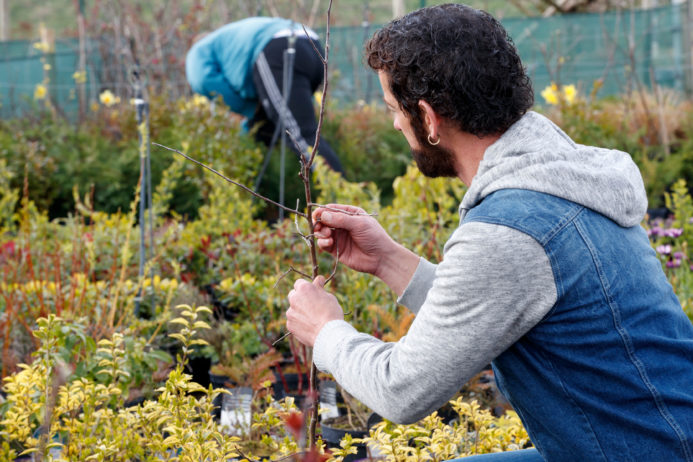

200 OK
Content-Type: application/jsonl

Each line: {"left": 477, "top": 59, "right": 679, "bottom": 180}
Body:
{"left": 0, "top": 4, "right": 688, "bottom": 120}
{"left": 327, "top": 3, "right": 689, "bottom": 104}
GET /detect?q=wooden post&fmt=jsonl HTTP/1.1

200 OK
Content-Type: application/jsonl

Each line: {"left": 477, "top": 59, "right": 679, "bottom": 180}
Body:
{"left": 392, "top": 0, "right": 405, "bottom": 18}
{"left": 74, "top": 0, "right": 87, "bottom": 123}
{"left": 0, "top": 0, "right": 8, "bottom": 41}
{"left": 683, "top": 0, "right": 693, "bottom": 96}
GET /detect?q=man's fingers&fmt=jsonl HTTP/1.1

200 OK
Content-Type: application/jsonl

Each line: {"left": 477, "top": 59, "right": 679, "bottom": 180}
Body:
{"left": 314, "top": 275, "right": 326, "bottom": 288}
{"left": 316, "top": 238, "right": 335, "bottom": 255}
{"left": 313, "top": 204, "right": 366, "bottom": 225}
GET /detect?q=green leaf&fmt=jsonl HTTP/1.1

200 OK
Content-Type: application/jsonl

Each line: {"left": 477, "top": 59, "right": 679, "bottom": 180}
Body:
{"left": 192, "top": 321, "right": 211, "bottom": 330}
{"left": 168, "top": 333, "right": 187, "bottom": 343}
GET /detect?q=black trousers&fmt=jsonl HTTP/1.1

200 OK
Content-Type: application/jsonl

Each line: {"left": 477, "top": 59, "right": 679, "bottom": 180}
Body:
{"left": 250, "top": 36, "right": 343, "bottom": 173}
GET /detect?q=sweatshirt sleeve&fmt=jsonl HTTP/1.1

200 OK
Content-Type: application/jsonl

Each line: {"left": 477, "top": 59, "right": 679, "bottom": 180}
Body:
{"left": 312, "top": 221, "right": 557, "bottom": 424}
{"left": 397, "top": 257, "right": 437, "bottom": 315}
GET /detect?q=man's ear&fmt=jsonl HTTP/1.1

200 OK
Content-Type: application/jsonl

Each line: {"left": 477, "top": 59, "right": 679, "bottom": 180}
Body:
{"left": 418, "top": 99, "right": 440, "bottom": 140}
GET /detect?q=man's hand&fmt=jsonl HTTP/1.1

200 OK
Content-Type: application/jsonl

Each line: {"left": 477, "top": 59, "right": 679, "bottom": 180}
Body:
{"left": 313, "top": 204, "right": 420, "bottom": 296}
{"left": 313, "top": 204, "right": 395, "bottom": 276}
{"left": 286, "top": 276, "right": 344, "bottom": 347}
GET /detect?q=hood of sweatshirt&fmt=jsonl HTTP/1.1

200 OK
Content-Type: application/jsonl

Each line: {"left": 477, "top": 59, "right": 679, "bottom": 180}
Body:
{"left": 459, "top": 111, "right": 648, "bottom": 227}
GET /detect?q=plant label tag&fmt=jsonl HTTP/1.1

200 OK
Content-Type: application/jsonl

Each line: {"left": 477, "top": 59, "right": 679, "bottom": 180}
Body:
{"left": 220, "top": 386, "right": 253, "bottom": 435}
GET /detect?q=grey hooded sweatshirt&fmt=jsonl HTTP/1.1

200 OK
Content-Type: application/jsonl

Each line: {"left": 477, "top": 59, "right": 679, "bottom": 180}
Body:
{"left": 312, "top": 111, "right": 648, "bottom": 424}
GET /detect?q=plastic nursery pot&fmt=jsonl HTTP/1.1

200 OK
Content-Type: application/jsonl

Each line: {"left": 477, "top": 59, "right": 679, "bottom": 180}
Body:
{"left": 219, "top": 386, "right": 253, "bottom": 436}
{"left": 202, "top": 282, "right": 241, "bottom": 320}
{"left": 209, "top": 371, "right": 237, "bottom": 390}
{"left": 209, "top": 368, "right": 239, "bottom": 420}
{"left": 187, "top": 355, "right": 212, "bottom": 388}
{"left": 272, "top": 361, "right": 309, "bottom": 406}
{"left": 320, "top": 416, "right": 371, "bottom": 462}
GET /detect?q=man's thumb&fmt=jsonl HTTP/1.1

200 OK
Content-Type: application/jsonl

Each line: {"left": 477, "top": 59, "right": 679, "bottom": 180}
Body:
{"left": 314, "top": 275, "right": 326, "bottom": 288}
{"left": 321, "top": 211, "right": 351, "bottom": 230}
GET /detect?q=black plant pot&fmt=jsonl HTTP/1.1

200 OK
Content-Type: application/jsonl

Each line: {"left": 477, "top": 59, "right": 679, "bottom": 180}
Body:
{"left": 202, "top": 282, "right": 241, "bottom": 320}
{"left": 123, "top": 395, "right": 147, "bottom": 409}
{"left": 187, "top": 355, "right": 212, "bottom": 388}
{"left": 320, "top": 413, "right": 381, "bottom": 462}
{"left": 209, "top": 372, "right": 236, "bottom": 389}
{"left": 320, "top": 420, "right": 369, "bottom": 462}
{"left": 209, "top": 370, "right": 238, "bottom": 420}
{"left": 272, "top": 368, "right": 310, "bottom": 408}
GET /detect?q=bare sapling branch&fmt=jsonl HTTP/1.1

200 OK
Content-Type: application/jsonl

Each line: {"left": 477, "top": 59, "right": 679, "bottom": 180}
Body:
{"left": 152, "top": 142, "right": 307, "bottom": 218}
{"left": 306, "top": 23, "right": 329, "bottom": 170}
{"left": 301, "top": 0, "right": 334, "bottom": 448}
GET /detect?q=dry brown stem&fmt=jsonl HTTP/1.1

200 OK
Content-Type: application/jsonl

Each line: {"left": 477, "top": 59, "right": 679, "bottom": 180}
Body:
{"left": 152, "top": 142, "right": 306, "bottom": 219}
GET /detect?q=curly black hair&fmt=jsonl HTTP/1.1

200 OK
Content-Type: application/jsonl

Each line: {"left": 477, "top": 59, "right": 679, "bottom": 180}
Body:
{"left": 365, "top": 4, "right": 534, "bottom": 137}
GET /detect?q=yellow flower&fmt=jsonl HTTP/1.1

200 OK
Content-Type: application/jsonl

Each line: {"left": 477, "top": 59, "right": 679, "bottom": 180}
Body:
{"left": 314, "top": 91, "right": 323, "bottom": 107}
{"left": 90, "top": 101, "right": 100, "bottom": 112}
{"left": 33, "top": 41, "right": 48, "bottom": 53}
{"left": 192, "top": 94, "right": 208, "bottom": 108}
{"left": 99, "top": 89, "right": 118, "bottom": 107}
{"left": 540, "top": 83, "right": 559, "bottom": 106}
{"left": 34, "top": 84, "right": 47, "bottom": 100}
{"left": 218, "top": 277, "right": 234, "bottom": 292}
{"left": 73, "top": 70, "right": 87, "bottom": 84}
{"left": 43, "top": 63, "right": 51, "bottom": 71}
{"left": 562, "top": 84, "right": 577, "bottom": 105}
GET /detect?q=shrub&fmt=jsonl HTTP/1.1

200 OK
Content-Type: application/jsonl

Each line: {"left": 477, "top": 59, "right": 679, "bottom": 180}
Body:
{"left": 538, "top": 83, "right": 693, "bottom": 208}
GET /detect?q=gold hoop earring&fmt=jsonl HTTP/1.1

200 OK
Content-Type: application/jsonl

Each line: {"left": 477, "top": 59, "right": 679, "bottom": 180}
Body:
{"left": 427, "top": 133, "right": 440, "bottom": 146}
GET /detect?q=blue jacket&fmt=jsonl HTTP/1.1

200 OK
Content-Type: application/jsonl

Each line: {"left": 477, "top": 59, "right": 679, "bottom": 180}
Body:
{"left": 185, "top": 17, "right": 299, "bottom": 119}
{"left": 467, "top": 189, "right": 693, "bottom": 461}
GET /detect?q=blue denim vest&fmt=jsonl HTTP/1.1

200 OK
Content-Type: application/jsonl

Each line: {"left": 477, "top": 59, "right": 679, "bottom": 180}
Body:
{"left": 463, "top": 189, "right": 693, "bottom": 461}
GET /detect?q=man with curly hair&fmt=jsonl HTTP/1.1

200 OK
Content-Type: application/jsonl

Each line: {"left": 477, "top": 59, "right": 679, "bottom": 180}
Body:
{"left": 286, "top": 4, "right": 693, "bottom": 461}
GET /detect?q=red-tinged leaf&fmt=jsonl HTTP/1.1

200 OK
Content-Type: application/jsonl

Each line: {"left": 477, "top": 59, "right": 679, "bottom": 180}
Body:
{"left": 284, "top": 411, "right": 304, "bottom": 438}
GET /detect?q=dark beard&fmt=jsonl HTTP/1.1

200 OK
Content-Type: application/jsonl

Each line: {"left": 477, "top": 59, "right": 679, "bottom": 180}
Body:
{"left": 411, "top": 128, "right": 458, "bottom": 178}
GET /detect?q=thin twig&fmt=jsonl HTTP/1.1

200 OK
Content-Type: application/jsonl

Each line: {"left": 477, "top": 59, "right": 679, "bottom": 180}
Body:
{"left": 324, "top": 232, "right": 339, "bottom": 286}
{"left": 294, "top": 199, "right": 314, "bottom": 249}
{"left": 283, "top": 129, "right": 310, "bottom": 180}
{"left": 293, "top": 232, "right": 318, "bottom": 239}
{"left": 273, "top": 266, "right": 312, "bottom": 290}
{"left": 272, "top": 331, "right": 292, "bottom": 347}
{"left": 309, "top": 203, "right": 378, "bottom": 216}
{"left": 303, "top": 25, "right": 326, "bottom": 64}
{"left": 289, "top": 266, "right": 312, "bottom": 279}
{"left": 152, "top": 142, "right": 307, "bottom": 218}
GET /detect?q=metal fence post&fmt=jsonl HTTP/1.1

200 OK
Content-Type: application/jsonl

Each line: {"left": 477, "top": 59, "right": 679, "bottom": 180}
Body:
{"left": 683, "top": 0, "right": 693, "bottom": 96}
{"left": 132, "top": 66, "right": 153, "bottom": 316}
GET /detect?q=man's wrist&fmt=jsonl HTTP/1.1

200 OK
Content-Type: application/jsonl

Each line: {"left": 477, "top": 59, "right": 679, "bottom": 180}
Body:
{"left": 375, "top": 243, "right": 420, "bottom": 297}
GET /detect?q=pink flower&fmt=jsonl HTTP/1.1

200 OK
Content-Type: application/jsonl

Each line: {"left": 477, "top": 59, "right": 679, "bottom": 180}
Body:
{"left": 656, "top": 245, "right": 672, "bottom": 255}
{"left": 648, "top": 227, "right": 663, "bottom": 237}
{"left": 664, "top": 228, "right": 683, "bottom": 238}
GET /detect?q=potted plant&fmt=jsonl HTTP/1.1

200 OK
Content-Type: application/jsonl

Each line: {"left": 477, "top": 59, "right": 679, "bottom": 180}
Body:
{"left": 320, "top": 385, "right": 380, "bottom": 461}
